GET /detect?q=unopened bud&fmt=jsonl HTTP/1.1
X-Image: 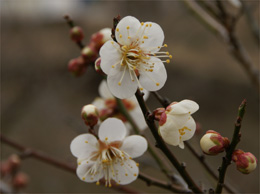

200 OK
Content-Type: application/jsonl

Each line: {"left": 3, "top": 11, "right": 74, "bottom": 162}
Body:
{"left": 8, "top": 154, "right": 21, "bottom": 171}
{"left": 13, "top": 172, "right": 29, "bottom": 189}
{"left": 81, "top": 45, "right": 96, "bottom": 59}
{"left": 70, "top": 26, "right": 84, "bottom": 42}
{"left": 95, "top": 58, "right": 105, "bottom": 76}
{"left": 91, "top": 28, "right": 112, "bottom": 51}
{"left": 153, "top": 108, "right": 165, "bottom": 121}
{"left": 200, "top": 130, "right": 230, "bottom": 155}
{"left": 68, "top": 57, "right": 86, "bottom": 77}
{"left": 232, "top": 150, "right": 257, "bottom": 174}
{"left": 81, "top": 105, "right": 99, "bottom": 127}
{"left": 0, "top": 161, "right": 11, "bottom": 176}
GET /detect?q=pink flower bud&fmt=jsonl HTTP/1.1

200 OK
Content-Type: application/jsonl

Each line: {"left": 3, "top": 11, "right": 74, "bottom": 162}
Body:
{"left": 232, "top": 150, "right": 257, "bottom": 174}
{"left": 68, "top": 57, "right": 86, "bottom": 77}
{"left": 8, "top": 154, "right": 21, "bottom": 171}
{"left": 81, "top": 45, "right": 97, "bottom": 59}
{"left": 200, "top": 130, "right": 230, "bottom": 155}
{"left": 0, "top": 161, "right": 11, "bottom": 176}
{"left": 91, "top": 28, "right": 112, "bottom": 51}
{"left": 13, "top": 172, "right": 29, "bottom": 189}
{"left": 95, "top": 58, "right": 105, "bottom": 76}
{"left": 70, "top": 26, "right": 84, "bottom": 42}
{"left": 81, "top": 105, "right": 99, "bottom": 127}
{"left": 153, "top": 108, "right": 166, "bottom": 121}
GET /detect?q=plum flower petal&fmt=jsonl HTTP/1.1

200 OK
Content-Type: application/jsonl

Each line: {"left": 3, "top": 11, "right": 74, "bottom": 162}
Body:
{"left": 139, "top": 57, "right": 167, "bottom": 91}
{"left": 159, "top": 100, "right": 199, "bottom": 149}
{"left": 93, "top": 80, "right": 148, "bottom": 131}
{"left": 98, "top": 118, "right": 126, "bottom": 142}
{"left": 120, "top": 135, "right": 148, "bottom": 158}
{"left": 100, "top": 16, "right": 171, "bottom": 99}
{"left": 70, "top": 118, "right": 148, "bottom": 186}
{"left": 100, "top": 41, "right": 121, "bottom": 75}
{"left": 70, "top": 134, "right": 98, "bottom": 158}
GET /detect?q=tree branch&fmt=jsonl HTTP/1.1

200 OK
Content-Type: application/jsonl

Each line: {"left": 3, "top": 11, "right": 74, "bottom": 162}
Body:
{"left": 215, "top": 99, "right": 246, "bottom": 193}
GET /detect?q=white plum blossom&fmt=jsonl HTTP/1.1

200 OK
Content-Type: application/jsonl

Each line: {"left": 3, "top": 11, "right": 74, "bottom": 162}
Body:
{"left": 100, "top": 16, "right": 171, "bottom": 99}
{"left": 70, "top": 118, "right": 148, "bottom": 186}
{"left": 158, "top": 100, "right": 199, "bottom": 149}
{"left": 92, "top": 80, "right": 149, "bottom": 132}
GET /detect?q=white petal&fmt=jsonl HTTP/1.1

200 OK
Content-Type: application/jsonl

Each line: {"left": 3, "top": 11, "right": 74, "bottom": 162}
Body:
{"left": 76, "top": 161, "right": 104, "bottom": 183}
{"left": 111, "top": 158, "right": 139, "bottom": 185}
{"left": 70, "top": 134, "right": 98, "bottom": 158}
{"left": 159, "top": 123, "right": 180, "bottom": 146}
{"left": 115, "top": 16, "right": 141, "bottom": 46}
{"left": 120, "top": 135, "right": 148, "bottom": 158}
{"left": 100, "top": 40, "right": 122, "bottom": 75}
{"left": 179, "top": 117, "right": 196, "bottom": 141}
{"left": 169, "top": 100, "right": 199, "bottom": 115}
{"left": 139, "top": 22, "right": 164, "bottom": 53}
{"left": 107, "top": 67, "right": 138, "bottom": 99}
{"left": 179, "top": 141, "right": 185, "bottom": 149}
{"left": 92, "top": 97, "right": 105, "bottom": 110}
{"left": 98, "top": 80, "right": 113, "bottom": 99}
{"left": 129, "top": 107, "right": 147, "bottom": 131}
{"left": 98, "top": 118, "right": 126, "bottom": 142}
{"left": 139, "top": 57, "right": 167, "bottom": 91}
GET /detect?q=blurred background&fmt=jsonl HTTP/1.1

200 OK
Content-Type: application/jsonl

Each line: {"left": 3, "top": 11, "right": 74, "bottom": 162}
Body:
{"left": 1, "top": 0, "right": 259, "bottom": 193}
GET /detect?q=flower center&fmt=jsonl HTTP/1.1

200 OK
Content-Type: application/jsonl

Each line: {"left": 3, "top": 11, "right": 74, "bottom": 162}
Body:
{"left": 78, "top": 139, "right": 137, "bottom": 187}
{"left": 179, "top": 126, "right": 191, "bottom": 140}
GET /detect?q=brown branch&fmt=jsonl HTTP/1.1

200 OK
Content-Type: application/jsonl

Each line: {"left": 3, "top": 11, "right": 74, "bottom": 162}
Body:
{"left": 215, "top": 99, "right": 247, "bottom": 193}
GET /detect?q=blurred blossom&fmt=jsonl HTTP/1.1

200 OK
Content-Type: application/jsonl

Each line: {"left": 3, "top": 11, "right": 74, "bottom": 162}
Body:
{"left": 70, "top": 118, "right": 148, "bottom": 186}
{"left": 92, "top": 80, "right": 148, "bottom": 133}
{"left": 100, "top": 16, "right": 171, "bottom": 99}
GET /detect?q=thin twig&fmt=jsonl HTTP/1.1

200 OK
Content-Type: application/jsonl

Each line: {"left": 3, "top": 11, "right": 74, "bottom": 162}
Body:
{"left": 135, "top": 90, "right": 203, "bottom": 194}
{"left": 0, "top": 133, "right": 181, "bottom": 193}
{"left": 215, "top": 99, "right": 246, "bottom": 193}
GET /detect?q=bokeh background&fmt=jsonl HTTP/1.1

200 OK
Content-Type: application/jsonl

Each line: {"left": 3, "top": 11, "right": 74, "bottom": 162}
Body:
{"left": 1, "top": 0, "right": 259, "bottom": 193}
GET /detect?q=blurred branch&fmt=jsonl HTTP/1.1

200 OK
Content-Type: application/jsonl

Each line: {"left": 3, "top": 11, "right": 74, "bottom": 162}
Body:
{"left": 240, "top": 0, "right": 259, "bottom": 42}
{"left": 135, "top": 90, "right": 203, "bottom": 193}
{"left": 183, "top": 0, "right": 260, "bottom": 89}
{"left": 0, "top": 133, "right": 182, "bottom": 193}
{"left": 215, "top": 99, "right": 246, "bottom": 193}
{"left": 151, "top": 91, "right": 236, "bottom": 193}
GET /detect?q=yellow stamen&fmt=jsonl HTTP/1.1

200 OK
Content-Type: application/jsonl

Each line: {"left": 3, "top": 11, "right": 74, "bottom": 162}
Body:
{"left": 143, "top": 35, "right": 148, "bottom": 39}
{"left": 85, "top": 141, "right": 88, "bottom": 143}
{"left": 126, "top": 26, "right": 130, "bottom": 30}
{"left": 116, "top": 28, "right": 119, "bottom": 32}
{"left": 156, "top": 83, "right": 160, "bottom": 86}
{"left": 118, "top": 82, "right": 121, "bottom": 86}
{"left": 166, "top": 59, "right": 170, "bottom": 63}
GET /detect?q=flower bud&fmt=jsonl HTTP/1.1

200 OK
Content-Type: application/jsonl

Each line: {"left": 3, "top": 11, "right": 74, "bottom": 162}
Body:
{"left": 91, "top": 28, "right": 112, "bottom": 51}
{"left": 68, "top": 57, "right": 86, "bottom": 77}
{"left": 200, "top": 130, "right": 230, "bottom": 155}
{"left": 81, "top": 105, "right": 99, "bottom": 127}
{"left": 70, "top": 26, "right": 84, "bottom": 42}
{"left": 95, "top": 58, "right": 105, "bottom": 76}
{"left": 81, "top": 45, "right": 96, "bottom": 59}
{"left": 8, "top": 154, "right": 21, "bottom": 171}
{"left": 232, "top": 150, "right": 257, "bottom": 174}
{"left": 0, "top": 161, "right": 11, "bottom": 176}
{"left": 13, "top": 172, "right": 29, "bottom": 189}
{"left": 153, "top": 108, "right": 165, "bottom": 121}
